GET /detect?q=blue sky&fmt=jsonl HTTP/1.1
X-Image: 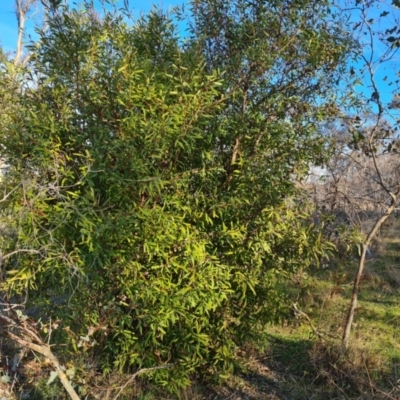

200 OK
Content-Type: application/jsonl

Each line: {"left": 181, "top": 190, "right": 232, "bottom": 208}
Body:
{"left": 343, "top": 1, "right": 400, "bottom": 114}
{"left": 0, "top": 2, "right": 19, "bottom": 53}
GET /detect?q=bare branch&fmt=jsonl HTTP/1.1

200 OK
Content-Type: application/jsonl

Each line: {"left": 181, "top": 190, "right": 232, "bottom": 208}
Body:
{"left": 1, "top": 248, "right": 41, "bottom": 261}
{"left": 112, "top": 363, "right": 174, "bottom": 400}
{"left": 14, "top": 0, "right": 38, "bottom": 65}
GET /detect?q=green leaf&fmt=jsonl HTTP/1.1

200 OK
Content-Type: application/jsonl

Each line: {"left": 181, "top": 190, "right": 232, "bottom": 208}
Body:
{"left": 47, "top": 371, "right": 59, "bottom": 386}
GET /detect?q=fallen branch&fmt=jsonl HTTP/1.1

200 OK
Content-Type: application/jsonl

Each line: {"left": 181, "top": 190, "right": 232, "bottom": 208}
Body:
{"left": 0, "top": 311, "right": 80, "bottom": 400}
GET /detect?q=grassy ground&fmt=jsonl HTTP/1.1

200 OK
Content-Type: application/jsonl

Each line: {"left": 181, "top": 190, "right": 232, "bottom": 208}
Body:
{"left": 2, "top": 218, "right": 400, "bottom": 399}
{"left": 194, "top": 217, "right": 400, "bottom": 400}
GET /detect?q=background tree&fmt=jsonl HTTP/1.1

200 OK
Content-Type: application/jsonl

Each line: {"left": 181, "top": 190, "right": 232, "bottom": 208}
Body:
{"left": 14, "top": 0, "right": 39, "bottom": 65}
{"left": 306, "top": 0, "right": 400, "bottom": 348}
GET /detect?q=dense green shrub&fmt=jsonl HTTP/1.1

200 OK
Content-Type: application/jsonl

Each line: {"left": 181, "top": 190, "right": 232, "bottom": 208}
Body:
{"left": 0, "top": 0, "right": 352, "bottom": 388}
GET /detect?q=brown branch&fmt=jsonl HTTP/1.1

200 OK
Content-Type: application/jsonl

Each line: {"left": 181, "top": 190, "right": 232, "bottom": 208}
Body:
{"left": 340, "top": 1, "right": 400, "bottom": 348}
{"left": 0, "top": 184, "right": 22, "bottom": 204}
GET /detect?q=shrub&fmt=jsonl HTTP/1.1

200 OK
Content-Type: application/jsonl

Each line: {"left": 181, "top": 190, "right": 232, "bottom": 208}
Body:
{"left": 0, "top": 0, "right": 351, "bottom": 389}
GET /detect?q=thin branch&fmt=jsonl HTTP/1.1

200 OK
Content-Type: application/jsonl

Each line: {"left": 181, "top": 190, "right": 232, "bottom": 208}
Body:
{"left": 14, "top": 0, "right": 39, "bottom": 65}
{"left": 292, "top": 303, "right": 338, "bottom": 341}
{"left": 0, "top": 183, "right": 22, "bottom": 204}
{"left": 1, "top": 248, "right": 42, "bottom": 262}
{"left": 112, "top": 364, "right": 174, "bottom": 400}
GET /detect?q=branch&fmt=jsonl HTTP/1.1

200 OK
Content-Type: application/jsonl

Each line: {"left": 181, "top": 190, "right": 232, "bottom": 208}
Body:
{"left": 0, "top": 248, "right": 42, "bottom": 269}
{"left": 112, "top": 364, "right": 174, "bottom": 400}
{"left": 15, "top": 0, "right": 26, "bottom": 65}
{"left": 292, "top": 303, "right": 337, "bottom": 341}
{"left": 0, "top": 311, "right": 80, "bottom": 400}
{"left": 0, "top": 184, "right": 22, "bottom": 204}
{"left": 7, "top": 331, "right": 80, "bottom": 400}
{"left": 14, "top": 0, "right": 38, "bottom": 65}
{"left": 342, "top": 186, "right": 400, "bottom": 348}
{"left": 1, "top": 248, "right": 41, "bottom": 260}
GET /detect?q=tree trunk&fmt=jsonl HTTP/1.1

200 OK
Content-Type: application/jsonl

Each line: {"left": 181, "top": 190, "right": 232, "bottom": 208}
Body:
{"left": 342, "top": 196, "right": 398, "bottom": 348}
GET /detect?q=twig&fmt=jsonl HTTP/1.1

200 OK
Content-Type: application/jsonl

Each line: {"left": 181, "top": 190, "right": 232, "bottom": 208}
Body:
{"left": 0, "top": 184, "right": 22, "bottom": 204}
{"left": 292, "top": 303, "right": 337, "bottom": 341}
{"left": 2, "top": 248, "right": 41, "bottom": 260}
{"left": 112, "top": 364, "right": 174, "bottom": 400}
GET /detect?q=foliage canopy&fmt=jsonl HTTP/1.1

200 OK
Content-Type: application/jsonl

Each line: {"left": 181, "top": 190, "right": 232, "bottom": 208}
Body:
{"left": 0, "top": 0, "right": 353, "bottom": 387}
